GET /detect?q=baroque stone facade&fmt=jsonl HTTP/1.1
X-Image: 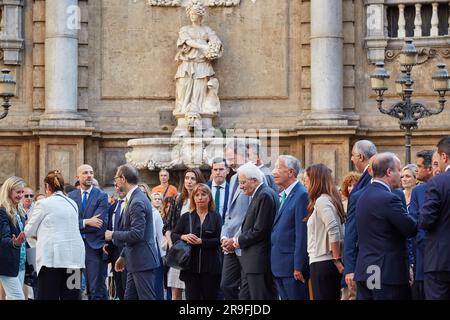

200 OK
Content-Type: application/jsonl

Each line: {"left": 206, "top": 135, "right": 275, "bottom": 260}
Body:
{"left": 0, "top": 0, "right": 449, "bottom": 190}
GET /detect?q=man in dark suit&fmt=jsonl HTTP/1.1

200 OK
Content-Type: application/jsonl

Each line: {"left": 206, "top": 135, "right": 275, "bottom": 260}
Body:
{"left": 419, "top": 136, "right": 450, "bottom": 300}
{"left": 247, "top": 141, "right": 278, "bottom": 193}
{"left": 344, "top": 140, "right": 377, "bottom": 292}
{"left": 68, "top": 164, "right": 109, "bottom": 300}
{"left": 409, "top": 150, "right": 434, "bottom": 300}
{"left": 103, "top": 184, "right": 127, "bottom": 300}
{"left": 105, "top": 164, "right": 160, "bottom": 300}
{"left": 271, "top": 155, "right": 309, "bottom": 300}
{"left": 207, "top": 157, "right": 230, "bottom": 224}
{"left": 355, "top": 152, "right": 417, "bottom": 300}
{"left": 233, "top": 162, "right": 278, "bottom": 300}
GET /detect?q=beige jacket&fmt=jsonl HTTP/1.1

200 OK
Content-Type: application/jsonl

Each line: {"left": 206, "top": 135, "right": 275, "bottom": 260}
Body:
{"left": 307, "top": 194, "right": 344, "bottom": 261}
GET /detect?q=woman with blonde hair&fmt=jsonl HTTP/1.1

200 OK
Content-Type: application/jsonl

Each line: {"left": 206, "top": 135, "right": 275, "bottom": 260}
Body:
{"left": 401, "top": 164, "right": 418, "bottom": 209}
{"left": 150, "top": 192, "right": 163, "bottom": 211}
{"left": 0, "top": 176, "right": 27, "bottom": 300}
{"left": 25, "top": 170, "right": 85, "bottom": 300}
{"left": 305, "top": 164, "right": 346, "bottom": 300}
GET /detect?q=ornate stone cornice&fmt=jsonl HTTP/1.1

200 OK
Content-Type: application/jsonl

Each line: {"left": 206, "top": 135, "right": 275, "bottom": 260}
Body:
{"left": 148, "top": 0, "right": 240, "bottom": 7}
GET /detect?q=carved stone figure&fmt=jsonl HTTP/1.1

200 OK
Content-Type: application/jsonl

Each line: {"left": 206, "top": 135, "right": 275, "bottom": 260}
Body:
{"left": 174, "top": 1, "right": 223, "bottom": 117}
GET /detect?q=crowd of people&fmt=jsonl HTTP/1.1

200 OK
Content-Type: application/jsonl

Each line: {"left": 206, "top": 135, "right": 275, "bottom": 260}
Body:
{"left": 1, "top": 136, "right": 450, "bottom": 300}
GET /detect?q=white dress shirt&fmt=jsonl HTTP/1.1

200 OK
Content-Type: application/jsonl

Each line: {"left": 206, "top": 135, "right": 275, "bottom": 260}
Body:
{"left": 81, "top": 186, "right": 94, "bottom": 228}
{"left": 372, "top": 179, "right": 391, "bottom": 192}
{"left": 126, "top": 185, "right": 139, "bottom": 204}
{"left": 111, "top": 198, "right": 125, "bottom": 231}
{"left": 24, "top": 191, "right": 85, "bottom": 274}
{"left": 279, "top": 180, "right": 298, "bottom": 198}
{"left": 446, "top": 164, "right": 450, "bottom": 172}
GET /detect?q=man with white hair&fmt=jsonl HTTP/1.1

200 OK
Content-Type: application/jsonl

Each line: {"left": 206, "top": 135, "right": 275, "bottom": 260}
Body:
{"left": 271, "top": 155, "right": 309, "bottom": 300}
{"left": 233, "top": 162, "right": 278, "bottom": 300}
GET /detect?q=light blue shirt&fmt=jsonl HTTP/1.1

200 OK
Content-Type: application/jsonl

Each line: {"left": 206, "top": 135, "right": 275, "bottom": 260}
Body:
{"left": 16, "top": 213, "right": 26, "bottom": 271}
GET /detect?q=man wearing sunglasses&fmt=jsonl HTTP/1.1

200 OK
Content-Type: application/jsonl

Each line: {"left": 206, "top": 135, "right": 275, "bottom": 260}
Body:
{"left": 21, "top": 187, "right": 35, "bottom": 219}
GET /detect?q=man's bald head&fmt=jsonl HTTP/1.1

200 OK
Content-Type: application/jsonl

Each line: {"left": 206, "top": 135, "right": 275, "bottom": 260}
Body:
{"left": 77, "top": 164, "right": 93, "bottom": 176}
{"left": 76, "top": 164, "right": 94, "bottom": 190}
{"left": 371, "top": 152, "right": 402, "bottom": 189}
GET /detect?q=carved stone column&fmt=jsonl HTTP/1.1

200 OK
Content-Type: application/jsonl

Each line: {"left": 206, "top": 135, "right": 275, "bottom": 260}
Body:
{"left": 40, "top": 0, "right": 84, "bottom": 127}
{"left": 306, "top": 0, "right": 347, "bottom": 126}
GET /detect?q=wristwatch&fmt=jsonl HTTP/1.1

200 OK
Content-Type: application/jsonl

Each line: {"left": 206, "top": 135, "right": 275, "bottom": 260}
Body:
{"left": 333, "top": 258, "right": 342, "bottom": 264}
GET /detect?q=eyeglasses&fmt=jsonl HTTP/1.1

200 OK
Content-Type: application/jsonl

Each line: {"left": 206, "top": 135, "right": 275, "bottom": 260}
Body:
{"left": 24, "top": 194, "right": 34, "bottom": 199}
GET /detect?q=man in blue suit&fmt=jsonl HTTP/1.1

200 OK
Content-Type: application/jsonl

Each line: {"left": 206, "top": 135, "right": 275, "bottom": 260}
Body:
{"left": 409, "top": 150, "right": 434, "bottom": 300}
{"left": 271, "top": 155, "right": 309, "bottom": 300}
{"left": 68, "top": 164, "right": 109, "bottom": 300}
{"left": 344, "top": 140, "right": 377, "bottom": 292}
{"left": 207, "top": 157, "right": 230, "bottom": 224}
{"left": 106, "top": 164, "right": 160, "bottom": 300}
{"left": 419, "top": 136, "right": 450, "bottom": 300}
{"left": 355, "top": 152, "right": 417, "bottom": 300}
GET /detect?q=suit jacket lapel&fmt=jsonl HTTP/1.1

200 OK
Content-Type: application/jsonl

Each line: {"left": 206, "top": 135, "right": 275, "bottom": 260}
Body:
{"left": 85, "top": 187, "right": 97, "bottom": 214}
{"left": 230, "top": 175, "right": 241, "bottom": 206}
{"left": 123, "top": 188, "right": 139, "bottom": 227}
{"left": 242, "top": 185, "right": 265, "bottom": 228}
{"left": 273, "top": 183, "right": 298, "bottom": 226}
{"left": 73, "top": 191, "right": 83, "bottom": 217}
{"left": 223, "top": 182, "right": 229, "bottom": 220}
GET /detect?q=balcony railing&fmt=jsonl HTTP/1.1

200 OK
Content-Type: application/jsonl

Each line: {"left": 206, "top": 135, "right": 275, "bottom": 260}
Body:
{"left": 365, "top": 0, "right": 450, "bottom": 63}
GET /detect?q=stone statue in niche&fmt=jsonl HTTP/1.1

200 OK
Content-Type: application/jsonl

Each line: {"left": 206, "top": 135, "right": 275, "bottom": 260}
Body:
{"left": 174, "top": 0, "right": 223, "bottom": 122}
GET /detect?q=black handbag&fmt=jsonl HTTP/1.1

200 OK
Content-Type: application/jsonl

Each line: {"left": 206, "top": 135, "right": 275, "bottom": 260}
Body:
{"left": 165, "top": 214, "right": 192, "bottom": 270}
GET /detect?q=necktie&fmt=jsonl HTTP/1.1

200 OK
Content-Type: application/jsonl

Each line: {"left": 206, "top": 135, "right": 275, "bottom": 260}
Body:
{"left": 81, "top": 191, "right": 88, "bottom": 212}
{"left": 279, "top": 191, "right": 287, "bottom": 209}
{"left": 215, "top": 185, "right": 222, "bottom": 215}
{"left": 114, "top": 200, "right": 124, "bottom": 231}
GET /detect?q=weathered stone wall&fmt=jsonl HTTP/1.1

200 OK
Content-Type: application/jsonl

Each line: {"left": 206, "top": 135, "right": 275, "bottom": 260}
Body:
{"left": 0, "top": 0, "right": 448, "bottom": 190}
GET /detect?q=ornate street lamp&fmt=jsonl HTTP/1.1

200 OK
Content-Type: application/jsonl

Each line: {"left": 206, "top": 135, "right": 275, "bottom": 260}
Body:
{"left": 370, "top": 39, "right": 449, "bottom": 164}
{"left": 0, "top": 69, "right": 17, "bottom": 120}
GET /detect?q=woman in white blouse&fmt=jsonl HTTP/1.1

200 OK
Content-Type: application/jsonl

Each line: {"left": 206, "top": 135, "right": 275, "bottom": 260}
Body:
{"left": 25, "top": 170, "right": 85, "bottom": 300}
{"left": 305, "top": 164, "right": 346, "bottom": 300}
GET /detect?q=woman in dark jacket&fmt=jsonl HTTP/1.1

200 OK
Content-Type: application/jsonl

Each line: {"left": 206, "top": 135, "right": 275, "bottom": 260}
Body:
{"left": 165, "top": 168, "right": 205, "bottom": 300}
{"left": 0, "top": 176, "right": 27, "bottom": 300}
{"left": 171, "top": 183, "right": 222, "bottom": 300}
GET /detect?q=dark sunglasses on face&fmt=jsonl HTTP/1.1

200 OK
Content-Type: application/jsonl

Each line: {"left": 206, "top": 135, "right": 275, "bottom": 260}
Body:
{"left": 24, "top": 194, "right": 34, "bottom": 199}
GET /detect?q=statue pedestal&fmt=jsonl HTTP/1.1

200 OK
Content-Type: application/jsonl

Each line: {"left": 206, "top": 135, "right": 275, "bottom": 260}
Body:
{"left": 126, "top": 135, "right": 227, "bottom": 170}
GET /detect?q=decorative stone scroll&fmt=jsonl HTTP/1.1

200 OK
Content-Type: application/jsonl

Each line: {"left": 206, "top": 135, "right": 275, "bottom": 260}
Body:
{"left": 386, "top": 48, "right": 450, "bottom": 65}
{"left": 0, "top": 0, "right": 24, "bottom": 65}
{"left": 148, "top": 0, "right": 240, "bottom": 7}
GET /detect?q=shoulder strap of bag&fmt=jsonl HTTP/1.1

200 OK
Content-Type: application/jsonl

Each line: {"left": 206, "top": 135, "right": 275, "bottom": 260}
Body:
{"left": 55, "top": 193, "right": 78, "bottom": 215}
{"left": 189, "top": 213, "right": 192, "bottom": 234}
{"left": 163, "top": 185, "right": 170, "bottom": 199}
